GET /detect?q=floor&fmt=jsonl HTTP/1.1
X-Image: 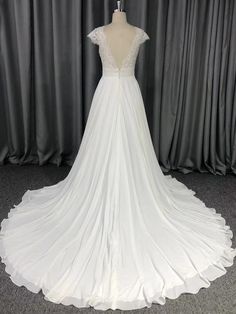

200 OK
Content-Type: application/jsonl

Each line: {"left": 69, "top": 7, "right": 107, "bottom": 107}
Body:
{"left": 0, "top": 164, "right": 235, "bottom": 314}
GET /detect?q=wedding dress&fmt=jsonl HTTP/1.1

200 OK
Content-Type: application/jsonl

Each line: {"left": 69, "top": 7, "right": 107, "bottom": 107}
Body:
{"left": 0, "top": 25, "right": 235, "bottom": 311}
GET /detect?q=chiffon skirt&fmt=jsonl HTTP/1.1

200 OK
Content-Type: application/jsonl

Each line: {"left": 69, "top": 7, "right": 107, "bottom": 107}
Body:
{"left": 0, "top": 75, "right": 235, "bottom": 310}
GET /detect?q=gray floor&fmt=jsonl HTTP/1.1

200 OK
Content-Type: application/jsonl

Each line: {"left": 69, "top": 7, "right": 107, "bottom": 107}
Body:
{"left": 0, "top": 165, "right": 235, "bottom": 314}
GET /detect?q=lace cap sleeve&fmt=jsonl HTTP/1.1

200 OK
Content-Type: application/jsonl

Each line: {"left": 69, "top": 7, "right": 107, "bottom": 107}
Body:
{"left": 140, "top": 30, "right": 150, "bottom": 45}
{"left": 87, "top": 28, "right": 99, "bottom": 45}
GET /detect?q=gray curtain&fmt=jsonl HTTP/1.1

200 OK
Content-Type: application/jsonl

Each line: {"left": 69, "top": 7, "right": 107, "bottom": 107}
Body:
{"left": 0, "top": 0, "right": 235, "bottom": 175}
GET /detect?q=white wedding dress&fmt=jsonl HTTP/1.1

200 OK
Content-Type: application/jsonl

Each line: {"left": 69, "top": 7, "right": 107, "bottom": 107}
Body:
{"left": 0, "top": 25, "right": 235, "bottom": 311}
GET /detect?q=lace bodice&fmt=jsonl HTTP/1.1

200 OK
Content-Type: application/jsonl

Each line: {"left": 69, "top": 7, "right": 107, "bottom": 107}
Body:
{"left": 87, "top": 26, "right": 149, "bottom": 76}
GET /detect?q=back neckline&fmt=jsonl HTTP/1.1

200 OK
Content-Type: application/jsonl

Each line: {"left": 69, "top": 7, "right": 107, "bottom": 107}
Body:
{"left": 101, "top": 26, "right": 140, "bottom": 71}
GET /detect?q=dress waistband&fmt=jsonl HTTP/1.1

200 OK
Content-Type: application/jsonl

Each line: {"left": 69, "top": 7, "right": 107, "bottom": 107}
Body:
{"left": 102, "top": 69, "right": 135, "bottom": 77}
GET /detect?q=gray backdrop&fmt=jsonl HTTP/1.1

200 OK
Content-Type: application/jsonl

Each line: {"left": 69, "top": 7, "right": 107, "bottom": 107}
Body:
{"left": 0, "top": 0, "right": 235, "bottom": 175}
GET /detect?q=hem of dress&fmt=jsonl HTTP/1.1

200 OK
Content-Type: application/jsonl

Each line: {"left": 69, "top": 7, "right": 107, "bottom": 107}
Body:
{"left": 0, "top": 179, "right": 236, "bottom": 311}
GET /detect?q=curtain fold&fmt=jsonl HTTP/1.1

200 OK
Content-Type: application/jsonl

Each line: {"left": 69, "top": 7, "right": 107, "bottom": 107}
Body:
{"left": 0, "top": 0, "right": 235, "bottom": 174}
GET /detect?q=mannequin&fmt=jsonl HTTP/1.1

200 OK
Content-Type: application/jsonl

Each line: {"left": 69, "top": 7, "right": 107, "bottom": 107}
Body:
{"left": 103, "top": 8, "right": 137, "bottom": 70}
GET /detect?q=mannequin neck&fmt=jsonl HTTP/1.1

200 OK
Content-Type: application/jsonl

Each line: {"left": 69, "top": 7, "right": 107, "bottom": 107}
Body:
{"left": 111, "top": 12, "right": 127, "bottom": 24}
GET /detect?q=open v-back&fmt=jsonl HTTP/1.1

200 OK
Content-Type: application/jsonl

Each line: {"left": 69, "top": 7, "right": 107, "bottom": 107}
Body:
{"left": 87, "top": 25, "right": 149, "bottom": 76}
{"left": 101, "top": 26, "right": 140, "bottom": 71}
